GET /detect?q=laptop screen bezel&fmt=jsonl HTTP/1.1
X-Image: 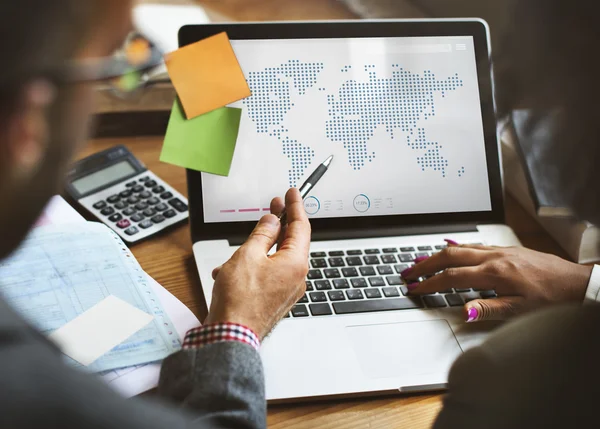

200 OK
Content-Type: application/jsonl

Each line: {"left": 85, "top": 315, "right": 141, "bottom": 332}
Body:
{"left": 181, "top": 20, "right": 504, "bottom": 243}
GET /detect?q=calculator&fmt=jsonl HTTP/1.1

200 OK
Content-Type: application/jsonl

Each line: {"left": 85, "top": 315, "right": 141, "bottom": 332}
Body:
{"left": 66, "top": 145, "right": 189, "bottom": 243}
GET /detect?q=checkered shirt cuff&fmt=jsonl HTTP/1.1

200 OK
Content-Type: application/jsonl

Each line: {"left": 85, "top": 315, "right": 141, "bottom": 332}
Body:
{"left": 182, "top": 323, "right": 260, "bottom": 351}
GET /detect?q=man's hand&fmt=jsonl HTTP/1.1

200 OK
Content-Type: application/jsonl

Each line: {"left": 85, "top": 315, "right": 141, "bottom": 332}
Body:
{"left": 403, "top": 242, "right": 593, "bottom": 322}
{"left": 204, "top": 188, "right": 311, "bottom": 340}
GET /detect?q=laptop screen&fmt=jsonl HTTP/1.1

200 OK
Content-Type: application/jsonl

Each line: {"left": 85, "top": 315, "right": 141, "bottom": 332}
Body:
{"left": 201, "top": 36, "right": 491, "bottom": 223}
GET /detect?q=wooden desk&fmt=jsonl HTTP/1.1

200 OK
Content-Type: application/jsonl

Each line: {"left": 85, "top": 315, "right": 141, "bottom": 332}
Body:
{"left": 81, "top": 135, "right": 569, "bottom": 429}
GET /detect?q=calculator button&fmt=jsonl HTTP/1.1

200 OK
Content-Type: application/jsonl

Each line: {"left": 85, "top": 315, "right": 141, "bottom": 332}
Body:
{"left": 160, "top": 191, "right": 173, "bottom": 200}
{"left": 168, "top": 198, "right": 188, "bottom": 212}
{"left": 144, "top": 180, "right": 157, "bottom": 188}
{"left": 131, "top": 213, "right": 145, "bottom": 222}
{"left": 151, "top": 214, "right": 165, "bottom": 224}
{"left": 127, "top": 196, "right": 139, "bottom": 204}
{"left": 119, "top": 190, "right": 132, "bottom": 198}
{"left": 114, "top": 201, "right": 128, "bottom": 210}
{"left": 116, "top": 219, "right": 131, "bottom": 229}
{"left": 139, "top": 191, "right": 151, "bottom": 199}
{"left": 124, "top": 226, "right": 139, "bottom": 235}
{"left": 108, "top": 213, "right": 122, "bottom": 222}
{"left": 142, "top": 208, "right": 156, "bottom": 217}
{"left": 138, "top": 176, "right": 150, "bottom": 182}
{"left": 152, "top": 185, "right": 165, "bottom": 194}
{"left": 147, "top": 197, "right": 159, "bottom": 205}
{"left": 155, "top": 203, "right": 168, "bottom": 212}
{"left": 139, "top": 220, "right": 153, "bottom": 229}
{"left": 163, "top": 209, "right": 177, "bottom": 218}
{"left": 125, "top": 181, "right": 136, "bottom": 187}
{"left": 107, "top": 195, "right": 120, "bottom": 203}
{"left": 123, "top": 207, "right": 136, "bottom": 216}
{"left": 135, "top": 202, "right": 148, "bottom": 210}
{"left": 100, "top": 207, "right": 114, "bottom": 216}
{"left": 93, "top": 201, "right": 106, "bottom": 209}
{"left": 132, "top": 185, "right": 144, "bottom": 193}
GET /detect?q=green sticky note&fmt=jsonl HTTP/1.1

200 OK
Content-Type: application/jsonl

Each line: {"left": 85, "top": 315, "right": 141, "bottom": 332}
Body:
{"left": 160, "top": 99, "right": 241, "bottom": 176}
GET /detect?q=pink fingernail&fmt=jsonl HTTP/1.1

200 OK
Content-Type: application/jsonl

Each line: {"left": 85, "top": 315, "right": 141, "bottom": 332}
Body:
{"left": 445, "top": 239, "right": 459, "bottom": 246}
{"left": 466, "top": 307, "right": 479, "bottom": 323}
{"left": 400, "top": 266, "right": 413, "bottom": 277}
{"left": 413, "top": 256, "right": 429, "bottom": 263}
{"left": 407, "top": 283, "right": 420, "bottom": 291}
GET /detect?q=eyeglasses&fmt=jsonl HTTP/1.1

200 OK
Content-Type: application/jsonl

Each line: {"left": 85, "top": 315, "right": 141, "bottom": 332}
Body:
{"left": 64, "top": 32, "right": 164, "bottom": 98}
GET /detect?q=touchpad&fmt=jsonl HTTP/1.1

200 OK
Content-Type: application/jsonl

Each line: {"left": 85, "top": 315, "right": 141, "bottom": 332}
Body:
{"left": 347, "top": 320, "right": 463, "bottom": 379}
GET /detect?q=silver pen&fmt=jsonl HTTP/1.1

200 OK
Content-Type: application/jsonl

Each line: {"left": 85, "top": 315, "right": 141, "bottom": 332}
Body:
{"left": 278, "top": 155, "right": 334, "bottom": 224}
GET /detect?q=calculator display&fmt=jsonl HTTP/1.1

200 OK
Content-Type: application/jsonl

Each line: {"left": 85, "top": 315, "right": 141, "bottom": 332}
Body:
{"left": 71, "top": 161, "right": 136, "bottom": 195}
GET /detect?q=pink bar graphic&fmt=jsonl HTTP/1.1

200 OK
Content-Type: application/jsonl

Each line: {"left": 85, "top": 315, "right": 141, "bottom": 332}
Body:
{"left": 220, "top": 209, "right": 236, "bottom": 213}
{"left": 239, "top": 208, "right": 260, "bottom": 212}
{"left": 262, "top": 208, "right": 270, "bottom": 211}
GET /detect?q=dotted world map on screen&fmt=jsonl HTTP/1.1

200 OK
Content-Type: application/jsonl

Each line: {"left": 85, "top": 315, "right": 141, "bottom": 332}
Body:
{"left": 242, "top": 59, "right": 464, "bottom": 188}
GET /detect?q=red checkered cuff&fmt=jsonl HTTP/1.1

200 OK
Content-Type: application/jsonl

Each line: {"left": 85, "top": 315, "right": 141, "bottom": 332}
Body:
{"left": 182, "top": 323, "right": 260, "bottom": 351}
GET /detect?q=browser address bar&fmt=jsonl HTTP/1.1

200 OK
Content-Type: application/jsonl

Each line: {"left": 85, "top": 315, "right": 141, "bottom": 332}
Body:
{"left": 388, "top": 44, "right": 452, "bottom": 54}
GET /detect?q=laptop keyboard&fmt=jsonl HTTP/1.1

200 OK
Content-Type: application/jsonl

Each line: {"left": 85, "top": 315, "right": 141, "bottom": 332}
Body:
{"left": 287, "top": 243, "right": 497, "bottom": 318}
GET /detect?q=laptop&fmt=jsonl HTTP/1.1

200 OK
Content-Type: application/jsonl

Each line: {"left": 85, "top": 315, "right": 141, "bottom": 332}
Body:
{"left": 184, "top": 19, "right": 521, "bottom": 401}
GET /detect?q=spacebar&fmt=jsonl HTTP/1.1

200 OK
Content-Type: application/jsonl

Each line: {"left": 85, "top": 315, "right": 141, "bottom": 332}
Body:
{"left": 333, "top": 298, "right": 424, "bottom": 314}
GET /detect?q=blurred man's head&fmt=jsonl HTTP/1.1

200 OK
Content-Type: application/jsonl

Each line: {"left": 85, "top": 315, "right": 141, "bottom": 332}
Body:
{"left": 0, "top": 0, "right": 133, "bottom": 259}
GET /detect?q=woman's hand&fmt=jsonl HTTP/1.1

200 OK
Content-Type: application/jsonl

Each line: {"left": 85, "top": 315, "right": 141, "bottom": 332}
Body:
{"left": 403, "top": 241, "right": 593, "bottom": 322}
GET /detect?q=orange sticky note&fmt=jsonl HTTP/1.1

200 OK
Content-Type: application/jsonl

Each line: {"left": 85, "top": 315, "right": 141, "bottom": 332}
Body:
{"left": 165, "top": 32, "right": 251, "bottom": 119}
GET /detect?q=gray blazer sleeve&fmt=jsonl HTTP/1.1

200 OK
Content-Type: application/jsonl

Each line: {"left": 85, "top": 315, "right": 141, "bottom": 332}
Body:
{"left": 0, "top": 298, "right": 265, "bottom": 429}
{"left": 433, "top": 304, "right": 600, "bottom": 429}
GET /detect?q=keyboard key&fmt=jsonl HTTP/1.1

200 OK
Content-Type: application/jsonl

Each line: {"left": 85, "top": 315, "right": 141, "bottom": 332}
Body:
{"left": 333, "top": 279, "right": 350, "bottom": 289}
{"left": 124, "top": 226, "right": 139, "bottom": 236}
{"left": 127, "top": 196, "right": 139, "bottom": 204}
{"left": 168, "top": 198, "right": 188, "bottom": 212}
{"left": 382, "top": 287, "right": 400, "bottom": 298}
{"left": 305, "top": 281, "right": 314, "bottom": 291}
{"left": 139, "top": 191, "right": 151, "bottom": 199}
{"left": 311, "top": 252, "right": 326, "bottom": 258}
{"left": 100, "top": 207, "right": 114, "bottom": 216}
{"left": 365, "top": 289, "right": 382, "bottom": 299}
{"left": 363, "top": 255, "right": 380, "bottom": 265}
{"left": 116, "top": 219, "right": 130, "bottom": 229}
{"left": 399, "top": 254, "right": 413, "bottom": 262}
{"left": 445, "top": 294, "right": 464, "bottom": 307}
{"left": 131, "top": 213, "right": 144, "bottom": 222}
{"left": 415, "top": 252, "right": 429, "bottom": 259}
{"left": 135, "top": 202, "right": 148, "bottom": 210}
{"left": 144, "top": 179, "right": 157, "bottom": 188}
{"left": 381, "top": 254, "right": 397, "bottom": 264}
{"left": 107, "top": 195, "right": 120, "bottom": 203}
{"left": 309, "top": 292, "right": 327, "bottom": 302}
{"left": 382, "top": 248, "right": 397, "bottom": 253}
{"left": 480, "top": 290, "right": 497, "bottom": 298}
{"left": 311, "top": 259, "right": 327, "bottom": 268}
{"left": 307, "top": 270, "right": 323, "bottom": 280}
{"left": 114, "top": 201, "right": 128, "bottom": 210}
{"left": 341, "top": 267, "right": 359, "bottom": 277}
{"left": 368, "top": 277, "right": 385, "bottom": 287}
{"left": 394, "top": 264, "right": 410, "bottom": 274}
{"left": 155, "top": 203, "right": 168, "bottom": 212}
{"left": 108, "top": 213, "right": 122, "bottom": 222}
{"left": 328, "top": 250, "right": 344, "bottom": 257}
{"left": 324, "top": 268, "right": 341, "bottom": 279}
{"left": 328, "top": 291, "right": 346, "bottom": 301}
{"left": 328, "top": 257, "right": 345, "bottom": 267}
{"left": 93, "top": 201, "right": 106, "bottom": 209}
{"left": 423, "top": 295, "right": 447, "bottom": 308}
{"left": 292, "top": 305, "right": 309, "bottom": 317}
{"left": 152, "top": 185, "right": 165, "bottom": 194}
{"left": 377, "top": 265, "right": 393, "bottom": 275}
{"left": 440, "top": 289, "right": 454, "bottom": 294}
{"left": 435, "top": 245, "right": 447, "bottom": 250}
{"left": 418, "top": 246, "right": 433, "bottom": 251}
{"left": 333, "top": 297, "right": 424, "bottom": 314}
{"left": 400, "top": 247, "right": 415, "bottom": 252}
{"left": 346, "top": 289, "right": 364, "bottom": 300}
{"left": 160, "top": 191, "right": 173, "bottom": 200}
{"left": 119, "top": 190, "right": 132, "bottom": 198}
{"left": 455, "top": 288, "right": 472, "bottom": 293}
{"left": 297, "top": 294, "right": 309, "bottom": 304}
{"left": 132, "top": 185, "right": 144, "bottom": 193}
{"left": 399, "top": 285, "right": 409, "bottom": 295}
{"left": 386, "top": 275, "right": 403, "bottom": 286}
{"left": 139, "top": 220, "right": 153, "bottom": 229}
{"left": 147, "top": 197, "right": 159, "bottom": 205}
{"left": 309, "top": 303, "right": 333, "bottom": 316}
{"left": 143, "top": 208, "right": 156, "bottom": 217}
{"left": 123, "top": 207, "right": 136, "bottom": 216}
{"left": 359, "top": 266, "right": 376, "bottom": 276}
{"left": 164, "top": 209, "right": 177, "bottom": 218}
{"left": 315, "top": 280, "right": 332, "bottom": 290}
{"left": 125, "top": 181, "right": 136, "bottom": 187}
{"left": 351, "top": 278, "right": 368, "bottom": 288}
{"left": 365, "top": 249, "right": 380, "bottom": 254}
{"left": 151, "top": 214, "right": 165, "bottom": 224}
{"left": 346, "top": 256, "right": 362, "bottom": 266}
{"left": 347, "top": 250, "right": 362, "bottom": 255}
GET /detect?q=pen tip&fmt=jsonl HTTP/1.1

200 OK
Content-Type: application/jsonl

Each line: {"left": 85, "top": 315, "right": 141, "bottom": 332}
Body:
{"left": 323, "top": 155, "right": 334, "bottom": 167}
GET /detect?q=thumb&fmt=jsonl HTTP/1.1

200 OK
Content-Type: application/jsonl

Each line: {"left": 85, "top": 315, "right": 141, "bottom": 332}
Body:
{"left": 465, "top": 296, "right": 528, "bottom": 322}
{"left": 242, "top": 214, "right": 281, "bottom": 255}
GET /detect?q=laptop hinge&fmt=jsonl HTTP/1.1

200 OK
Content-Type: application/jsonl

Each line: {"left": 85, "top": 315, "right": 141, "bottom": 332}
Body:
{"left": 227, "top": 223, "right": 478, "bottom": 246}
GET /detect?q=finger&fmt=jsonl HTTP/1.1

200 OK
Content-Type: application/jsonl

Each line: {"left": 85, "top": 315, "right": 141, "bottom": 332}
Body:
{"left": 274, "top": 188, "right": 311, "bottom": 257}
{"left": 242, "top": 214, "right": 282, "bottom": 255}
{"left": 211, "top": 265, "right": 223, "bottom": 280}
{"left": 443, "top": 238, "right": 503, "bottom": 252}
{"left": 464, "top": 296, "right": 528, "bottom": 322}
{"left": 270, "top": 197, "right": 285, "bottom": 217}
{"left": 407, "top": 266, "right": 499, "bottom": 295}
{"left": 403, "top": 247, "right": 491, "bottom": 281}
